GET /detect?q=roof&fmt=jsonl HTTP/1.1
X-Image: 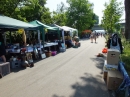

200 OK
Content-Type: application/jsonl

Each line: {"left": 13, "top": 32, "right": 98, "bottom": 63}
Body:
{"left": 82, "top": 30, "right": 92, "bottom": 33}
{"left": 50, "top": 24, "right": 63, "bottom": 30}
{"left": 0, "top": 15, "right": 37, "bottom": 30}
{"left": 29, "top": 20, "right": 59, "bottom": 30}
{"left": 62, "top": 26, "right": 78, "bottom": 32}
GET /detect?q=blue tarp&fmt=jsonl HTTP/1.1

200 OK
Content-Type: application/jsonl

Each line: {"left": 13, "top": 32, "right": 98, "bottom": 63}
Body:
{"left": 117, "top": 62, "right": 130, "bottom": 96}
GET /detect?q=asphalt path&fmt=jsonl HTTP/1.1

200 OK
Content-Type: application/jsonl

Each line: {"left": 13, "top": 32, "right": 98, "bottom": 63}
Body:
{"left": 0, "top": 36, "right": 111, "bottom": 97}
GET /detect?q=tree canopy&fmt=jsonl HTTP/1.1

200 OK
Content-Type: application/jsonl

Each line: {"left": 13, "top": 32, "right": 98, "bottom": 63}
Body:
{"left": 101, "top": 0, "right": 124, "bottom": 33}
{"left": 66, "top": 0, "right": 95, "bottom": 36}
{"left": 0, "top": 0, "right": 52, "bottom": 24}
{"left": 52, "top": 2, "right": 67, "bottom": 26}
{"left": 0, "top": 0, "right": 99, "bottom": 37}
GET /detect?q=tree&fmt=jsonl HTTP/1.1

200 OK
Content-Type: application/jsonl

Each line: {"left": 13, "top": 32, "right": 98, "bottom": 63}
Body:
{"left": 0, "top": 0, "right": 28, "bottom": 17}
{"left": 124, "top": 0, "right": 130, "bottom": 40}
{"left": 52, "top": 2, "right": 67, "bottom": 26}
{"left": 0, "top": 0, "right": 52, "bottom": 24}
{"left": 19, "top": 0, "right": 52, "bottom": 23}
{"left": 101, "top": 0, "right": 124, "bottom": 33}
{"left": 93, "top": 14, "right": 99, "bottom": 24}
{"left": 66, "top": 0, "right": 95, "bottom": 36}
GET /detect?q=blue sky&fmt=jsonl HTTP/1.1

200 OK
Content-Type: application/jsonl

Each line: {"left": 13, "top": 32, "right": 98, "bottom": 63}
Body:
{"left": 45, "top": 0, "right": 125, "bottom": 24}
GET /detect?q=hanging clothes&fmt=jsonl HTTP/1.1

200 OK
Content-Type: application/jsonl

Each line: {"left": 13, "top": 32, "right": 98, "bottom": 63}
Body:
{"left": 107, "top": 33, "right": 123, "bottom": 53}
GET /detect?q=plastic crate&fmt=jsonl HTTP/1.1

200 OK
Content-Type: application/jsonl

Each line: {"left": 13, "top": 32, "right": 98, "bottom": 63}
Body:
{"left": 60, "top": 48, "right": 66, "bottom": 52}
{"left": 0, "top": 62, "right": 10, "bottom": 77}
{"left": 10, "top": 60, "right": 21, "bottom": 68}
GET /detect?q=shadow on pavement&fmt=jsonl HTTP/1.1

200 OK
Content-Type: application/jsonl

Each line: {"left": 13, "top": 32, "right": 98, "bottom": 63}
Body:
{"left": 90, "top": 57, "right": 104, "bottom": 70}
{"left": 52, "top": 73, "right": 109, "bottom": 97}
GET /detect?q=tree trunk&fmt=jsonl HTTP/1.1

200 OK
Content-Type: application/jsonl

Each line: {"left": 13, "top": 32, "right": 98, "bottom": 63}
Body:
{"left": 125, "top": 0, "right": 130, "bottom": 40}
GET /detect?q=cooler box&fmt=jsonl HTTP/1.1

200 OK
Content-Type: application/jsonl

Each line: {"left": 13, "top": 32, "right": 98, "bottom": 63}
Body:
{"left": 107, "top": 49, "right": 120, "bottom": 65}
{"left": 107, "top": 70, "right": 123, "bottom": 90}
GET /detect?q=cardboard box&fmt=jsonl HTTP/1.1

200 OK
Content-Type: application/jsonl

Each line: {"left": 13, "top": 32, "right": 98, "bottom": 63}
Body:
{"left": 103, "top": 71, "right": 108, "bottom": 79}
{"left": 107, "top": 70, "right": 123, "bottom": 90}
{"left": 45, "top": 51, "right": 51, "bottom": 57}
{"left": 107, "top": 49, "right": 120, "bottom": 65}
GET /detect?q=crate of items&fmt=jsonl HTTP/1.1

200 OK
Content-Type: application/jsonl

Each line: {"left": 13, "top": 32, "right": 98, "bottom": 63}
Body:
{"left": 103, "top": 60, "right": 118, "bottom": 79}
{"left": 0, "top": 62, "right": 10, "bottom": 77}
{"left": 10, "top": 57, "right": 21, "bottom": 68}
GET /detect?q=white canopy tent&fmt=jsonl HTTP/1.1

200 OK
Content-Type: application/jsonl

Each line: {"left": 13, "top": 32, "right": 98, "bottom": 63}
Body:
{"left": 52, "top": 25, "right": 78, "bottom": 37}
{"left": 61, "top": 26, "right": 78, "bottom": 37}
{"left": 94, "top": 30, "right": 106, "bottom": 34}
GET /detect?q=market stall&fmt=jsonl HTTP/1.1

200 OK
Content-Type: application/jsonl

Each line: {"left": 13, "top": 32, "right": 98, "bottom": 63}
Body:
{"left": 61, "top": 26, "right": 79, "bottom": 48}
{"left": 29, "top": 20, "right": 61, "bottom": 56}
{"left": 0, "top": 15, "right": 38, "bottom": 71}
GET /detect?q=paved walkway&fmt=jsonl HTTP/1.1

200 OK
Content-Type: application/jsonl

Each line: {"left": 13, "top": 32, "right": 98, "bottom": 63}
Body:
{"left": 0, "top": 36, "right": 110, "bottom": 97}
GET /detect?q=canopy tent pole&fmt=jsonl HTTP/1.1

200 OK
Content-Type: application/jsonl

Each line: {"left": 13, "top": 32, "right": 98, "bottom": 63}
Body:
{"left": 38, "top": 30, "right": 40, "bottom": 43}
{"left": 38, "top": 30, "right": 42, "bottom": 53}
{"left": 62, "top": 30, "right": 65, "bottom": 48}
{"left": 4, "top": 32, "right": 6, "bottom": 45}
{"left": 58, "top": 28, "right": 60, "bottom": 40}
{"left": 9, "top": 31, "right": 11, "bottom": 43}
{"left": 40, "top": 26, "right": 45, "bottom": 53}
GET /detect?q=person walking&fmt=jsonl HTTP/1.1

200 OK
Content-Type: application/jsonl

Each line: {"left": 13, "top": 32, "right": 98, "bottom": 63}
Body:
{"left": 90, "top": 31, "right": 97, "bottom": 43}
{"left": 93, "top": 31, "right": 97, "bottom": 43}
{"left": 90, "top": 32, "right": 94, "bottom": 43}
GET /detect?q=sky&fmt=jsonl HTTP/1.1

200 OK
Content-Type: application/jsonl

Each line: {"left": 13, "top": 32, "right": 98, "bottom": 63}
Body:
{"left": 45, "top": 0, "right": 125, "bottom": 24}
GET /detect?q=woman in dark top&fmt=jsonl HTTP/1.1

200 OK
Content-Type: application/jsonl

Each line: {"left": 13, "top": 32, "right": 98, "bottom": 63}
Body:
{"left": 0, "top": 33, "right": 6, "bottom": 62}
